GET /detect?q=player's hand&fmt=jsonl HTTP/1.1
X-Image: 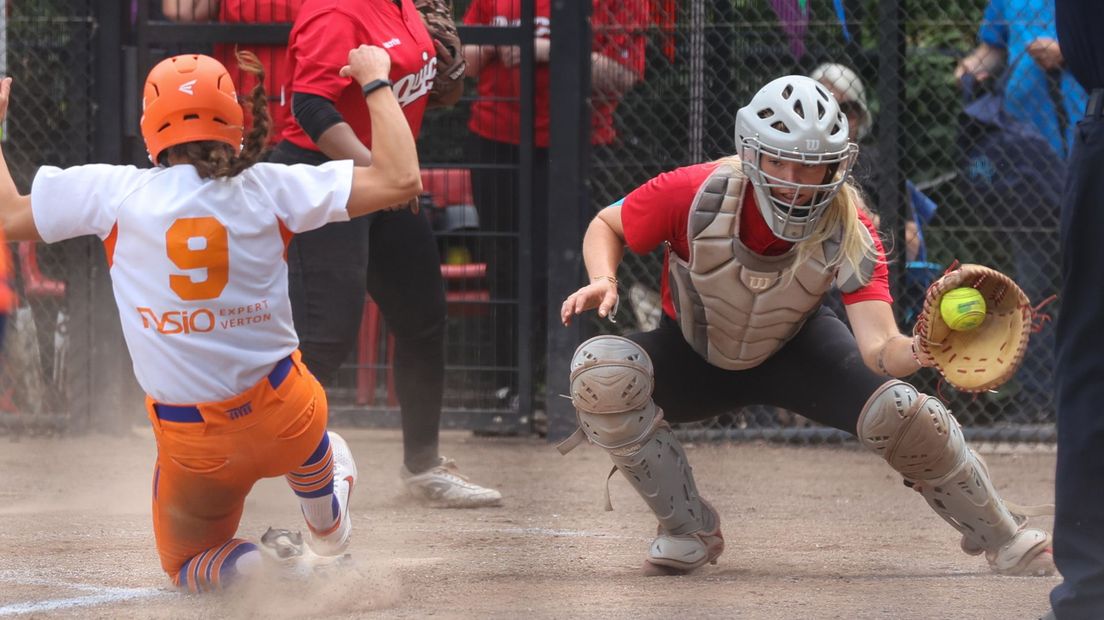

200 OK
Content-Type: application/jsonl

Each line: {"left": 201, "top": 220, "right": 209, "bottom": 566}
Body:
{"left": 560, "top": 279, "right": 618, "bottom": 326}
{"left": 341, "top": 45, "right": 392, "bottom": 86}
{"left": 1027, "top": 37, "right": 1064, "bottom": 72}
{"left": 0, "top": 77, "right": 12, "bottom": 125}
{"left": 955, "top": 46, "right": 1000, "bottom": 84}
{"left": 496, "top": 45, "right": 521, "bottom": 68}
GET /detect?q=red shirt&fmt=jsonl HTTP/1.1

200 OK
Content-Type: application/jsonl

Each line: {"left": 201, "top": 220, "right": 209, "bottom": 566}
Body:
{"left": 463, "top": 0, "right": 647, "bottom": 148}
{"left": 590, "top": 1, "right": 649, "bottom": 145}
{"left": 215, "top": 0, "right": 305, "bottom": 146}
{"left": 282, "top": 0, "right": 435, "bottom": 150}
{"left": 620, "top": 162, "right": 892, "bottom": 320}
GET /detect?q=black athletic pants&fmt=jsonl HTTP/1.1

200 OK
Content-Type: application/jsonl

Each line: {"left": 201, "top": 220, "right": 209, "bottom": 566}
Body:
{"left": 628, "top": 306, "right": 887, "bottom": 434}
{"left": 466, "top": 133, "right": 550, "bottom": 395}
{"left": 269, "top": 141, "right": 447, "bottom": 473}
{"left": 1050, "top": 95, "right": 1104, "bottom": 619}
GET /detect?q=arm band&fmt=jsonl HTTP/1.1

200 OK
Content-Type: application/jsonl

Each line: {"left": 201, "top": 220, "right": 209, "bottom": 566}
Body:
{"left": 291, "top": 92, "right": 346, "bottom": 144}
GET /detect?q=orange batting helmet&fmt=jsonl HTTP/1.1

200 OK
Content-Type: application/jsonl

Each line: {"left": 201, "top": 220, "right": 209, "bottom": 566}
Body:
{"left": 140, "top": 54, "right": 244, "bottom": 164}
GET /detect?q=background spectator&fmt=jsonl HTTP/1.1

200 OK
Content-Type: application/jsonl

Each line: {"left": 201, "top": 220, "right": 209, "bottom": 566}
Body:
{"left": 461, "top": 0, "right": 648, "bottom": 405}
{"left": 956, "top": 0, "right": 1086, "bottom": 158}
{"left": 269, "top": 0, "right": 502, "bottom": 508}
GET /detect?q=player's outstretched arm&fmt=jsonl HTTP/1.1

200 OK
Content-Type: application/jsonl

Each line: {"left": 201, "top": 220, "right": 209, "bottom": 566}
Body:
{"left": 0, "top": 78, "right": 41, "bottom": 242}
{"left": 846, "top": 299, "right": 925, "bottom": 377}
{"left": 561, "top": 206, "right": 625, "bottom": 326}
{"left": 342, "top": 46, "right": 423, "bottom": 218}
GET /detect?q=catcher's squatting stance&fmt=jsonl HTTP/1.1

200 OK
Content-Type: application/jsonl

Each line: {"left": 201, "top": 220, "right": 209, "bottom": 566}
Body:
{"left": 558, "top": 75, "right": 1054, "bottom": 577}
{"left": 0, "top": 45, "right": 424, "bottom": 591}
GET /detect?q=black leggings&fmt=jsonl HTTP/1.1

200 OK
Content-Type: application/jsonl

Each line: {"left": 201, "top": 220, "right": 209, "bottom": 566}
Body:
{"left": 628, "top": 306, "right": 888, "bottom": 433}
{"left": 466, "top": 133, "right": 550, "bottom": 391}
{"left": 269, "top": 141, "right": 446, "bottom": 472}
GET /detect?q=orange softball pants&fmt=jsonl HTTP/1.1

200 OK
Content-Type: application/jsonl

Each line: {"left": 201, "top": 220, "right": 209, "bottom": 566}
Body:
{"left": 145, "top": 350, "right": 328, "bottom": 585}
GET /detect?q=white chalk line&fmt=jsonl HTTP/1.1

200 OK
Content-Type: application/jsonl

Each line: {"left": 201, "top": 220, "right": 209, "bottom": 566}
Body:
{"left": 415, "top": 526, "right": 635, "bottom": 539}
{"left": 0, "top": 571, "right": 172, "bottom": 617}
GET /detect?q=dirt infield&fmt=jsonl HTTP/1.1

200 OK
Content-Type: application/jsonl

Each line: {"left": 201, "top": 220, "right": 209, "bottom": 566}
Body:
{"left": 0, "top": 427, "right": 1058, "bottom": 619}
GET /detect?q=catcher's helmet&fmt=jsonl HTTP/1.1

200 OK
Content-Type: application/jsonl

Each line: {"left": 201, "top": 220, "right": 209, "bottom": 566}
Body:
{"left": 735, "top": 75, "right": 858, "bottom": 241}
{"left": 140, "top": 54, "right": 244, "bottom": 164}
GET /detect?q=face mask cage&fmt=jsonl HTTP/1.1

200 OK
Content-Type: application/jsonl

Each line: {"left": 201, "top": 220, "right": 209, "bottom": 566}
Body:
{"left": 740, "top": 136, "right": 858, "bottom": 241}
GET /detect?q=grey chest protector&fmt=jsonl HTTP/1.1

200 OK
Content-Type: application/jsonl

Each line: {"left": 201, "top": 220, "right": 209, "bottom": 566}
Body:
{"left": 666, "top": 164, "right": 874, "bottom": 370}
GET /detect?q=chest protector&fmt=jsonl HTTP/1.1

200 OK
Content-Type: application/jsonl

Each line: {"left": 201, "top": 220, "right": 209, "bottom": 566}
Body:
{"left": 667, "top": 164, "right": 874, "bottom": 370}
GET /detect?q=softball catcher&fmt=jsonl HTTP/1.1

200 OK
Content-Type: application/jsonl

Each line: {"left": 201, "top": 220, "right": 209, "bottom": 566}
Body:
{"left": 560, "top": 75, "right": 1054, "bottom": 577}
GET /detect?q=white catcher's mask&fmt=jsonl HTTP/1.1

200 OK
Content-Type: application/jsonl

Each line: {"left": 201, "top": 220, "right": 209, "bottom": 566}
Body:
{"left": 735, "top": 75, "right": 858, "bottom": 242}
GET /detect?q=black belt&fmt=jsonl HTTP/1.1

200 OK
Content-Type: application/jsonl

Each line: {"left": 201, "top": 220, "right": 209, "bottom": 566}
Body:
{"left": 1087, "top": 88, "right": 1104, "bottom": 119}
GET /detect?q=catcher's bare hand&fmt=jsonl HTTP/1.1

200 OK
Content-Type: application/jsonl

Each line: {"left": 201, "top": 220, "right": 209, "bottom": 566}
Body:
{"left": 561, "top": 280, "right": 618, "bottom": 326}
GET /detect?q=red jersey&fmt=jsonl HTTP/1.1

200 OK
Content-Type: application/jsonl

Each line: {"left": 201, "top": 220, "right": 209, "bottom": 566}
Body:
{"left": 214, "top": 0, "right": 305, "bottom": 146}
{"left": 463, "top": 0, "right": 647, "bottom": 148}
{"left": 282, "top": 0, "right": 435, "bottom": 150}
{"left": 590, "top": 1, "right": 649, "bottom": 145}
{"left": 619, "top": 162, "right": 892, "bottom": 320}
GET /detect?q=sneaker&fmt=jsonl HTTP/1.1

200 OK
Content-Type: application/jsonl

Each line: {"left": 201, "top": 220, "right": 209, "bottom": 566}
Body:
{"left": 954, "top": 453, "right": 1056, "bottom": 576}
{"left": 642, "top": 499, "right": 725, "bottom": 576}
{"left": 400, "top": 456, "right": 503, "bottom": 508}
{"left": 985, "top": 527, "right": 1056, "bottom": 577}
{"left": 306, "top": 431, "right": 357, "bottom": 556}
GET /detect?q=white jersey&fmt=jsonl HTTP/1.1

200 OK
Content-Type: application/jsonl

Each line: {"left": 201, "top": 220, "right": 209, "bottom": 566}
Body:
{"left": 30, "top": 161, "right": 354, "bottom": 404}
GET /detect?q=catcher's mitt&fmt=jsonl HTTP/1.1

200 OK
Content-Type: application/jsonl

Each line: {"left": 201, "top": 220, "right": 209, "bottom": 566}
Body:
{"left": 912, "top": 263, "right": 1033, "bottom": 393}
{"left": 413, "top": 0, "right": 465, "bottom": 108}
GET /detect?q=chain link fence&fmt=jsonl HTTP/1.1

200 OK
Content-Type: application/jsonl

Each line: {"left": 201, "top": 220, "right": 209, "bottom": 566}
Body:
{"left": 0, "top": 1, "right": 96, "bottom": 433}
{"left": 588, "top": 0, "right": 1062, "bottom": 443}
{"left": 1, "top": 1, "right": 1063, "bottom": 444}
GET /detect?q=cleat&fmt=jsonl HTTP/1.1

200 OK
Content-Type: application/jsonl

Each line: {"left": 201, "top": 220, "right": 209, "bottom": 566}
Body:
{"left": 261, "top": 527, "right": 304, "bottom": 560}
{"left": 307, "top": 431, "right": 357, "bottom": 556}
{"left": 643, "top": 499, "right": 724, "bottom": 576}
{"left": 260, "top": 527, "right": 352, "bottom": 578}
{"left": 401, "top": 456, "right": 503, "bottom": 508}
{"left": 986, "top": 528, "right": 1057, "bottom": 577}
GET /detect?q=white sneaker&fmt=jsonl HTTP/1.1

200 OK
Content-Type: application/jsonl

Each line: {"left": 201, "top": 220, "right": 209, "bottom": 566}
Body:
{"left": 306, "top": 431, "right": 357, "bottom": 556}
{"left": 643, "top": 499, "right": 725, "bottom": 576}
{"left": 400, "top": 456, "right": 502, "bottom": 508}
{"left": 985, "top": 527, "right": 1056, "bottom": 576}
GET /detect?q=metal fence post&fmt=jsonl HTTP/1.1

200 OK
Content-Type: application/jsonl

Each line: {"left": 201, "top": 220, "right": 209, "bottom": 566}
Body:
{"left": 545, "top": 0, "right": 591, "bottom": 442}
{"left": 876, "top": 0, "right": 906, "bottom": 304}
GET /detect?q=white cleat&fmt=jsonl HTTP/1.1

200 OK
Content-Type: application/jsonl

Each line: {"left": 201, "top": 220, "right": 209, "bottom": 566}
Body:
{"left": 306, "top": 431, "right": 357, "bottom": 556}
{"left": 985, "top": 528, "right": 1056, "bottom": 577}
{"left": 401, "top": 456, "right": 503, "bottom": 508}
{"left": 260, "top": 527, "right": 351, "bottom": 578}
{"left": 643, "top": 499, "right": 725, "bottom": 576}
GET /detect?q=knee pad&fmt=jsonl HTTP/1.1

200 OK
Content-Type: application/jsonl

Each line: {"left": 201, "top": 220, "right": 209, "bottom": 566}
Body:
{"left": 857, "top": 380, "right": 965, "bottom": 481}
{"left": 570, "top": 335, "right": 661, "bottom": 451}
{"left": 567, "top": 336, "right": 708, "bottom": 536}
{"left": 858, "top": 380, "right": 1019, "bottom": 551}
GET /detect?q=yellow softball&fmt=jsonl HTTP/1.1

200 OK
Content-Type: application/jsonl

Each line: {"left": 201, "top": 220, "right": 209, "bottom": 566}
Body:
{"left": 940, "top": 287, "right": 987, "bottom": 331}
